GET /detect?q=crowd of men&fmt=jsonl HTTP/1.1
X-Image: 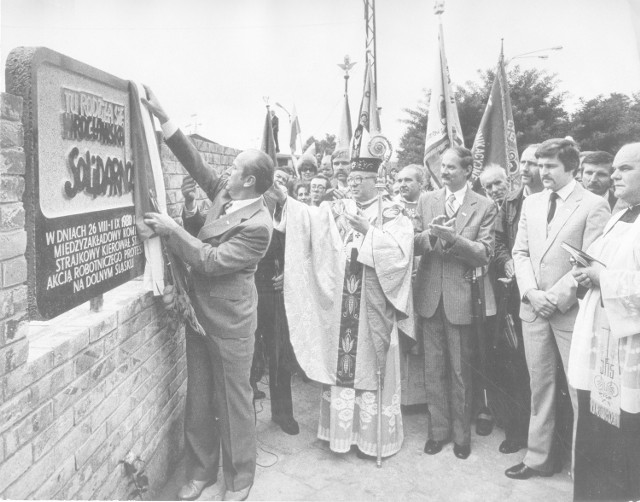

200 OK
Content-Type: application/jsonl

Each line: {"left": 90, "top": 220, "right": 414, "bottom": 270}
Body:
{"left": 141, "top": 86, "right": 640, "bottom": 502}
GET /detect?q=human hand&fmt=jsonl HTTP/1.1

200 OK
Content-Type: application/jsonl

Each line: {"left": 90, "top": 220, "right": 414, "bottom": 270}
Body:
{"left": 526, "top": 289, "right": 557, "bottom": 319}
{"left": 162, "top": 284, "right": 176, "bottom": 311}
{"left": 273, "top": 273, "right": 284, "bottom": 291}
{"left": 428, "top": 215, "right": 456, "bottom": 243}
{"left": 143, "top": 212, "right": 180, "bottom": 236}
{"left": 344, "top": 211, "right": 370, "bottom": 234}
{"left": 266, "top": 180, "right": 287, "bottom": 204}
{"left": 504, "top": 259, "right": 515, "bottom": 279}
{"left": 572, "top": 262, "right": 603, "bottom": 289}
{"left": 181, "top": 175, "right": 197, "bottom": 210}
{"left": 141, "top": 85, "right": 170, "bottom": 124}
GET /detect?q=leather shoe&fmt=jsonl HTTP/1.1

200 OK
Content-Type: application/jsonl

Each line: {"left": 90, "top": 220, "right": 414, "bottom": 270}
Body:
{"left": 453, "top": 443, "right": 471, "bottom": 459}
{"left": 423, "top": 438, "right": 450, "bottom": 455}
{"left": 178, "top": 479, "right": 213, "bottom": 501}
{"left": 272, "top": 415, "right": 299, "bottom": 435}
{"left": 475, "top": 411, "right": 494, "bottom": 436}
{"left": 499, "top": 439, "right": 526, "bottom": 454}
{"left": 505, "top": 462, "right": 553, "bottom": 480}
{"left": 224, "top": 485, "right": 252, "bottom": 501}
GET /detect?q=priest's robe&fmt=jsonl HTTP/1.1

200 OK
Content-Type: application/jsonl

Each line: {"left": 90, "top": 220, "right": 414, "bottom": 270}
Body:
{"left": 278, "top": 196, "right": 414, "bottom": 456}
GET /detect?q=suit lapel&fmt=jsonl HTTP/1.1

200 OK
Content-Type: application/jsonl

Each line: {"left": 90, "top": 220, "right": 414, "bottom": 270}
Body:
{"left": 431, "top": 189, "right": 445, "bottom": 219}
{"left": 454, "top": 190, "right": 478, "bottom": 233}
{"left": 542, "top": 184, "right": 583, "bottom": 256}
{"left": 198, "top": 198, "right": 265, "bottom": 241}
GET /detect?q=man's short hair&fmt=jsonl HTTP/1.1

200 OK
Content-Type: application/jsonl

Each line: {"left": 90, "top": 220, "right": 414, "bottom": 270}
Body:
{"left": 582, "top": 151, "right": 614, "bottom": 170}
{"left": 401, "top": 164, "right": 425, "bottom": 185}
{"left": 479, "top": 164, "right": 507, "bottom": 185}
{"left": 331, "top": 149, "right": 350, "bottom": 162}
{"left": 536, "top": 138, "right": 580, "bottom": 173}
{"left": 311, "top": 174, "right": 332, "bottom": 190}
{"left": 445, "top": 146, "right": 473, "bottom": 179}
{"left": 241, "top": 149, "right": 274, "bottom": 194}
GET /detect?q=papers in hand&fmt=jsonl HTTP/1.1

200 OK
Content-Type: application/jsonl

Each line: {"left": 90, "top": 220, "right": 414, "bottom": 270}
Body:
{"left": 561, "top": 241, "right": 606, "bottom": 268}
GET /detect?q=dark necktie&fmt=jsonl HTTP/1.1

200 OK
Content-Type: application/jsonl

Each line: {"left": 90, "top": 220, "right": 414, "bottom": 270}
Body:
{"left": 445, "top": 194, "right": 457, "bottom": 219}
{"left": 547, "top": 192, "right": 559, "bottom": 223}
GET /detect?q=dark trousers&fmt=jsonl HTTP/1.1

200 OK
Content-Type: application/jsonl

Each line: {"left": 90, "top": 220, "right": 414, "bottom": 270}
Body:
{"left": 574, "top": 390, "right": 640, "bottom": 501}
{"left": 252, "top": 289, "right": 294, "bottom": 419}
{"left": 486, "top": 314, "right": 531, "bottom": 444}
{"left": 184, "top": 326, "right": 255, "bottom": 492}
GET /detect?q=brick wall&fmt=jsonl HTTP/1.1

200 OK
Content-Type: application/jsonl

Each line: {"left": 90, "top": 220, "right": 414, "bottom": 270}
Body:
{"left": 0, "top": 92, "right": 241, "bottom": 499}
{"left": 161, "top": 134, "right": 240, "bottom": 219}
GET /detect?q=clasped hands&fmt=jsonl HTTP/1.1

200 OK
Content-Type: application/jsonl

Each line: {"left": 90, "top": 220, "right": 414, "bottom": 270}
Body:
{"left": 570, "top": 260, "right": 603, "bottom": 290}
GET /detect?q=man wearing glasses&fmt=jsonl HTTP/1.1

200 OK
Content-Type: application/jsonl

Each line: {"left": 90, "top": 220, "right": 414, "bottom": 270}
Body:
{"left": 309, "top": 175, "right": 331, "bottom": 206}
{"left": 273, "top": 155, "right": 414, "bottom": 460}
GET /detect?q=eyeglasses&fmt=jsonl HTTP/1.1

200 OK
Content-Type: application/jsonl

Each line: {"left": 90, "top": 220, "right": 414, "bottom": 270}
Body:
{"left": 309, "top": 184, "right": 327, "bottom": 192}
{"left": 299, "top": 167, "right": 315, "bottom": 173}
{"left": 346, "top": 175, "right": 376, "bottom": 186}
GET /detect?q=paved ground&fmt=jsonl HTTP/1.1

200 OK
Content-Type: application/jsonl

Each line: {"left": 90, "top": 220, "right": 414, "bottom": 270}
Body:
{"left": 158, "top": 376, "right": 572, "bottom": 501}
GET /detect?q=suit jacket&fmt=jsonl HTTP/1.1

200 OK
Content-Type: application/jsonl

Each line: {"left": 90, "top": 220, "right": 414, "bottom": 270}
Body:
{"left": 414, "top": 187, "right": 497, "bottom": 324}
{"left": 164, "top": 129, "right": 273, "bottom": 338}
{"left": 512, "top": 183, "right": 610, "bottom": 330}
{"left": 494, "top": 186, "right": 525, "bottom": 274}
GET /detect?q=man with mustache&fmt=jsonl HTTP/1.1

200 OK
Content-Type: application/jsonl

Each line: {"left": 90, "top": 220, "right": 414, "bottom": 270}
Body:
{"left": 506, "top": 138, "right": 610, "bottom": 480}
{"left": 414, "top": 146, "right": 497, "bottom": 460}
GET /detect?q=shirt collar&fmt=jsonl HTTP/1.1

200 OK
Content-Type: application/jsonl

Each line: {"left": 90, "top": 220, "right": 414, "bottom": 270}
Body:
{"left": 445, "top": 183, "right": 468, "bottom": 205}
{"left": 226, "top": 196, "right": 261, "bottom": 214}
{"left": 551, "top": 179, "right": 576, "bottom": 202}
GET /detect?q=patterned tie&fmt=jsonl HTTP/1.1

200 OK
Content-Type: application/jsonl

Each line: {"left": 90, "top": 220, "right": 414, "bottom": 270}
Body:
{"left": 547, "top": 192, "right": 559, "bottom": 223}
{"left": 445, "top": 194, "right": 458, "bottom": 219}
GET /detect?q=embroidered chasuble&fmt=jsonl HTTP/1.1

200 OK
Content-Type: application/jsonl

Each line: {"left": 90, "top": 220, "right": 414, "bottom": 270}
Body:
{"left": 280, "top": 196, "right": 414, "bottom": 456}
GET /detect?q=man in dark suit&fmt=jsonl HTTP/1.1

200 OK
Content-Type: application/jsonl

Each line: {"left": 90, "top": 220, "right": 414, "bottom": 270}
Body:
{"left": 492, "top": 144, "right": 541, "bottom": 454}
{"left": 414, "top": 146, "right": 497, "bottom": 460}
{"left": 143, "top": 87, "right": 273, "bottom": 502}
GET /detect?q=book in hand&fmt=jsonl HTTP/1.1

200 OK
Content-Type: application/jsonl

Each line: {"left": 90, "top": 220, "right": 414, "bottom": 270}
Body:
{"left": 561, "top": 241, "right": 606, "bottom": 268}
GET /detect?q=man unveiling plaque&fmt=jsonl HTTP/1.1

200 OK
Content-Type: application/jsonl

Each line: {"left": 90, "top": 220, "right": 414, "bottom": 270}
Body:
{"left": 6, "top": 47, "right": 144, "bottom": 319}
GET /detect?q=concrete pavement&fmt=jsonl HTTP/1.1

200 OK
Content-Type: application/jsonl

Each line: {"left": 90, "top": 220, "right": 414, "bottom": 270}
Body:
{"left": 158, "top": 376, "right": 572, "bottom": 501}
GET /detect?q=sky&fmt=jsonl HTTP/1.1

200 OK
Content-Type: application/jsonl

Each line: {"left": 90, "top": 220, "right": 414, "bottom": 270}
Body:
{"left": 2, "top": 0, "right": 639, "bottom": 159}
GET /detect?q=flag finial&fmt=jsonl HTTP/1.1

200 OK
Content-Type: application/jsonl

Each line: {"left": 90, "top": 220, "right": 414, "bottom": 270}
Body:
{"left": 434, "top": 0, "right": 445, "bottom": 15}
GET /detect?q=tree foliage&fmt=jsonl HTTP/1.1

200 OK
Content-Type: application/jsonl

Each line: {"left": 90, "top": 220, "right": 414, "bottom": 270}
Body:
{"left": 398, "top": 64, "right": 640, "bottom": 166}
{"left": 302, "top": 134, "right": 337, "bottom": 156}
{"left": 570, "top": 93, "right": 640, "bottom": 153}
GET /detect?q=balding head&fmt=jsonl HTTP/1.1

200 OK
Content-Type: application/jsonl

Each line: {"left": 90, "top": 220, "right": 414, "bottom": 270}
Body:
{"left": 611, "top": 143, "right": 640, "bottom": 206}
{"left": 233, "top": 149, "right": 274, "bottom": 195}
{"left": 396, "top": 164, "right": 424, "bottom": 202}
{"left": 479, "top": 165, "right": 508, "bottom": 204}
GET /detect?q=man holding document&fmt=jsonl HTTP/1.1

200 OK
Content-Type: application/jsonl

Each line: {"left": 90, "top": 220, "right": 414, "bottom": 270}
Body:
{"left": 569, "top": 142, "right": 640, "bottom": 501}
{"left": 508, "top": 138, "right": 610, "bottom": 480}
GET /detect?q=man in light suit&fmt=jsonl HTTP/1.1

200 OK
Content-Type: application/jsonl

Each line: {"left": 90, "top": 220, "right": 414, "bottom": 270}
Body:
{"left": 506, "top": 138, "right": 610, "bottom": 480}
{"left": 414, "top": 146, "right": 497, "bottom": 460}
{"left": 143, "top": 88, "right": 273, "bottom": 501}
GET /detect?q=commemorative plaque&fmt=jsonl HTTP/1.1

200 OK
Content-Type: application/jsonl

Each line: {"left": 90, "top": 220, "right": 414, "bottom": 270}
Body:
{"left": 6, "top": 47, "right": 145, "bottom": 319}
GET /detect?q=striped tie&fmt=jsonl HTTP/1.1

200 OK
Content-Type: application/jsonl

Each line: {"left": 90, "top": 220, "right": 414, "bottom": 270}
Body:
{"left": 445, "top": 194, "right": 457, "bottom": 219}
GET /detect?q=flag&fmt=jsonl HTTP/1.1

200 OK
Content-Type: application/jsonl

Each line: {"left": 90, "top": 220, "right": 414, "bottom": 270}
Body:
{"left": 335, "top": 93, "right": 352, "bottom": 152}
{"left": 261, "top": 107, "right": 277, "bottom": 165}
{"left": 351, "top": 61, "right": 381, "bottom": 158}
{"left": 423, "top": 16, "right": 464, "bottom": 188}
{"left": 303, "top": 142, "right": 316, "bottom": 157}
{"left": 289, "top": 103, "right": 302, "bottom": 154}
{"left": 471, "top": 46, "right": 519, "bottom": 188}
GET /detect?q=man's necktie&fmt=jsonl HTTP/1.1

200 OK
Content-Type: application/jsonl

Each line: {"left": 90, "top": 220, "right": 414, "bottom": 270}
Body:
{"left": 547, "top": 192, "right": 559, "bottom": 223}
{"left": 445, "top": 194, "right": 457, "bottom": 219}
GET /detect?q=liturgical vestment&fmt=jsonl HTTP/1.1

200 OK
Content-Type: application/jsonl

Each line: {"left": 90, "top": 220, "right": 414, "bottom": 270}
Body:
{"left": 278, "top": 196, "right": 414, "bottom": 456}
